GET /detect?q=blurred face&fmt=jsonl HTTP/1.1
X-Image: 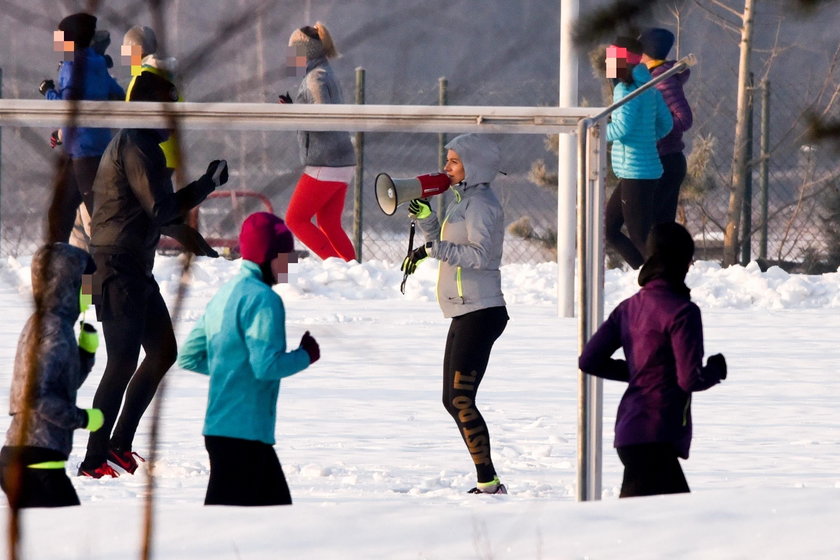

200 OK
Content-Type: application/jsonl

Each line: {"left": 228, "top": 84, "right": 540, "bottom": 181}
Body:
{"left": 284, "top": 45, "right": 307, "bottom": 77}
{"left": 269, "top": 252, "right": 299, "bottom": 285}
{"left": 121, "top": 43, "right": 144, "bottom": 75}
{"left": 605, "top": 45, "right": 629, "bottom": 80}
{"left": 444, "top": 149, "right": 465, "bottom": 185}
{"left": 53, "top": 30, "right": 74, "bottom": 61}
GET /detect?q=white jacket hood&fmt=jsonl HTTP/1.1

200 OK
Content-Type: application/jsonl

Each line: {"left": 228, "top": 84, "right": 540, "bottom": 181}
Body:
{"left": 445, "top": 133, "right": 500, "bottom": 186}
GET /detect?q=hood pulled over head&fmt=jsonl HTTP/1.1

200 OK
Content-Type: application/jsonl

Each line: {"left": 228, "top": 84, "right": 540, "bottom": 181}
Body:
{"left": 31, "top": 243, "right": 93, "bottom": 319}
{"left": 445, "top": 133, "right": 501, "bottom": 187}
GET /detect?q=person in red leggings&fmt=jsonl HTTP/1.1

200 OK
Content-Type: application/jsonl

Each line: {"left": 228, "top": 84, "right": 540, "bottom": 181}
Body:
{"left": 281, "top": 22, "right": 356, "bottom": 261}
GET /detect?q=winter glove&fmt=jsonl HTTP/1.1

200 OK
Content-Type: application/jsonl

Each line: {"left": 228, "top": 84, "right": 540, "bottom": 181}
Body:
{"left": 407, "top": 198, "right": 432, "bottom": 220}
{"left": 49, "top": 130, "right": 62, "bottom": 149}
{"left": 84, "top": 409, "right": 104, "bottom": 432}
{"left": 400, "top": 243, "right": 430, "bottom": 275}
{"left": 707, "top": 353, "right": 727, "bottom": 380}
{"left": 78, "top": 322, "right": 99, "bottom": 354}
{"left": 38, "top": 79, "right": 55, "bottom": 97}
{"left": 278, "top": 91, "right": 293, "bottom": 104}
{"left": 300, "top": 331, "right": 320, "bottom": 364}
{"left": 204, "top": 160, "right": 229, "bottom": 188}
{"left": 160, "top": 223, "right": 219, "bottom": 258}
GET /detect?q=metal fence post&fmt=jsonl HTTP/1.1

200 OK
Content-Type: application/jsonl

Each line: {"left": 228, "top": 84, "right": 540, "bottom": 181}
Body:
{"left": 758, "top": 79, "right": 770, "bottom": 260}
{"left": 0, "top": 67, "right": 3, "bottom": 250}
{"left": 740, "top": 73, "right": 755, "bottom": 265}
{"left": 353, "top": 67, "right": 365, "bottom": 262}
{"left": 436, "top": 77, "right": 448, "bottom": 216}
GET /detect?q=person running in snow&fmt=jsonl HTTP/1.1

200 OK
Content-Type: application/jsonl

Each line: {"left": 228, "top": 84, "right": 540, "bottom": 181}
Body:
{"left": 639, "top": 28, "right": 693, "bottom": 226}
{"left": 40, "top": 12, "right": 125, "bottom": 244}
{"left": 579, "top": 222, "right": 727, "bottom": 498}
{"left": 279, "top": 22, "right": 357, "bottom": 262}
{"left": 122, "top": 25, "right": 182, "bottom": 175}
{"left": 0, "top": 243, "right": 103, "bottom": 507}
{"left": 78, "top": 71, "right": 228, "bottom": 478}
{"left": 401, "top": 133, "right": 509, "bottom": 495}
{"left": 178, "top": 212, "right": 320, "bottom": 506}
{"left": 604, "top": 36, "right": 673, "bottom": 269}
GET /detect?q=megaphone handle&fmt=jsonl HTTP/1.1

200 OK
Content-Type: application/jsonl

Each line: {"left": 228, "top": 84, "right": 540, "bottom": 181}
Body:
{"left": 400, "top": 221, "right": 416, "bottom": 295}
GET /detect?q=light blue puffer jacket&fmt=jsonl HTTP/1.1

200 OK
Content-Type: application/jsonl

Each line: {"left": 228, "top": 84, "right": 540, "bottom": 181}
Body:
{"left": 607, "top": 64, "right": 673, "bottom": 180}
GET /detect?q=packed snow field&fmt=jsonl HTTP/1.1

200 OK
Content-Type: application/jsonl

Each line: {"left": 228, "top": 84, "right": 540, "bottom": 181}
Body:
{"left": 0, "top": 255, "right": 838, "bottom": 559}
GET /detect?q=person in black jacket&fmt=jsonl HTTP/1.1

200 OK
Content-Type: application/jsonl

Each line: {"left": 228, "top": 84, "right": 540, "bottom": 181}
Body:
{"left": 0, "top": 243, "right": 103, "bottom": 507}
{"left": 78, "top": 71, "right": 229, "bottom": 477}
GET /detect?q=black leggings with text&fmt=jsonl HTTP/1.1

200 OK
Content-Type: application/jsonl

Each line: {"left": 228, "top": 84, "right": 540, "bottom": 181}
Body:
{"left": 442, "top": 306, "right": 508, "bottom": 484}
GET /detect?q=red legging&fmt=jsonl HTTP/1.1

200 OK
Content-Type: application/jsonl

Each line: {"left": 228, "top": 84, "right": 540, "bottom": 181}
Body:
{"left": 286, "top": 173, "right": 356, "bottom": 261}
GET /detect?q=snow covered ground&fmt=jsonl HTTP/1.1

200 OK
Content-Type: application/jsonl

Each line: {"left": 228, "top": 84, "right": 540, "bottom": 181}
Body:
{"left": 0, "top": 254, "right": 838, "bottom": 559}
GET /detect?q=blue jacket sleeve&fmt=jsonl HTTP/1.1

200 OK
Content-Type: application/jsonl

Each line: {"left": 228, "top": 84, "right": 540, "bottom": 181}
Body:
{"left": 607, "top": 85, "right": 641, "bottom": 142}
{"left": 178, "top": 314, "right": 209, "bottom": 375}
{"left": 243, "top": 293, "right": 310, "bottom": 381}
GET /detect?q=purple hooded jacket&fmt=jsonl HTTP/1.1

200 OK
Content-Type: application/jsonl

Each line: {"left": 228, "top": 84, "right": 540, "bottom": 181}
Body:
{"left": 578, "top": 279, "right": 724, "bottom": 458}
{"left": 649, "top": 60, "right": 692, "bottom": 156}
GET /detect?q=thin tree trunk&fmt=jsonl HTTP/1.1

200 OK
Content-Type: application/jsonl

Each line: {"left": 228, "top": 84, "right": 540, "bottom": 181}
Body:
{"left": 723, "top": 0, "right": 756, "bottom": 266}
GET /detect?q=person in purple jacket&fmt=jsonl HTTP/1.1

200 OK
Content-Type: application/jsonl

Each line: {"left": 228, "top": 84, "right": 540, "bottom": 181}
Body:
{"left": 578, "top": 222, "right": 727, "bottom": 497}
{"left": 639, "top": 28, "right": 694, "bottom": 225}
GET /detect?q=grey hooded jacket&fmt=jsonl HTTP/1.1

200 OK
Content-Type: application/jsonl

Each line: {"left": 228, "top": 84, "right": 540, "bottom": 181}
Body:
{"left": 415, "top": 133, "right": 507, "bottom": 318}
{"left": 4, "top": 244, "right": 94, "bottom": 458}
{"left": 295, "top": 56, "right": 356, "bottom": 167}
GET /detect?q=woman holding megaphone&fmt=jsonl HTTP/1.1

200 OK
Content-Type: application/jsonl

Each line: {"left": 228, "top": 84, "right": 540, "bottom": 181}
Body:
{"left": 401, "top": 133, "right": 509, "bottom": 495}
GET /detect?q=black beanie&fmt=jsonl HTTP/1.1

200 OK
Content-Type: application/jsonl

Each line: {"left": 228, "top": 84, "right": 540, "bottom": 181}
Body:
{"left": 128, "top": 71, "right": 178, "bottom": 102}
{"left": 638, "top": 222, "right": 695, "bottom": 290}
{"left": 639, "top": 28, "right": 675, "bottom": 60}
{"left": 58, "top": 12, "right": 97, "bottom": 49}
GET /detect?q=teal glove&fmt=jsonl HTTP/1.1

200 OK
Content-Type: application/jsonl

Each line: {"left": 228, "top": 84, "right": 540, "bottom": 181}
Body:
{"left": 85, "top": 409, "right": 104, "bottom": 432}
{"left": 400, "top": 244, "right": 429, "bottom": 275}
{"left": 79, "top": 322, "right": 99, "bottom": 354}
{"left": 407, "top": 198, "right": 432, "bottom": 220}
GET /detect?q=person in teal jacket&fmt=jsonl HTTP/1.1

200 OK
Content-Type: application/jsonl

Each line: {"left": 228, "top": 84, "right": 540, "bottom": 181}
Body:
{"left": 178, "top": 212, "right": 320, "bottom": 506}
{"left": 604, "top": 37, "right": 673, "bottom": 269}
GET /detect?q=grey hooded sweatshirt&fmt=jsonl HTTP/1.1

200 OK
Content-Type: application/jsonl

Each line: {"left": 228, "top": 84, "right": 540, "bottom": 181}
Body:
{"left": 295, "top": 56, "right": 356, "bottom": 167}
{"left": 415, "top": 133, "right": 506, "bottom": 318}
{"left": 4, "top": 244, "right": 94, "bottom": 458}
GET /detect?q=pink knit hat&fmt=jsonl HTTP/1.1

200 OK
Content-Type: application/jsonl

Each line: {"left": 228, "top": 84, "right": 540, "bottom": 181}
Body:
{"left": 239, "top": 212, "right": 295, "bottom": 264}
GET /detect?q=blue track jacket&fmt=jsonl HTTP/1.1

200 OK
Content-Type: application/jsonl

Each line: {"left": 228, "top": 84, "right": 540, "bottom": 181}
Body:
{"left": 178, "top": 261, "right": 310, "bottom": 444}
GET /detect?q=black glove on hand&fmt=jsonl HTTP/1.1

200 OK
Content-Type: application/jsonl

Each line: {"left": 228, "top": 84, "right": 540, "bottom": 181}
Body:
{"left": 205, "top": 160, "right": 229, "bottom": 188}
{"left": 278, "top": 91, "right": 293, "bottom": 104}
{"left": 160, "top": 223, "right": 219, "bottom": 258}
{"left": 400, "top": 244, "right": 429, "bottom": 275}
{"left": 49, "top": 130, "right": 62, "bottom": 149}
{"left": 707, "top": 353, "right": 727, "bottom": 380}
{"left": 300, "top": 331, "right": 320, "bottom": 364}
{"left": 39, "top": 79, "right": 55, "bottom": 97}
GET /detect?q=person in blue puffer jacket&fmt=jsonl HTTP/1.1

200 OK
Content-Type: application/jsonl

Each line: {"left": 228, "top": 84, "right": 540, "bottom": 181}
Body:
{"left": 39, "top": 12, "right": 124, "bottom": 244}
{"left": 604, "top": 37, "right": 673, "bottom": 269}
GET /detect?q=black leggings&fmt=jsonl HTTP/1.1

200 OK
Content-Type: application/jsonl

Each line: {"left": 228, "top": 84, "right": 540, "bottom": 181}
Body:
{"left": 605, "top": 178, "right": 657, "bottom": 269}
{"left": 617, "top": 443, "right": 690, "bottom": 498}
{"left": 82, "top": 266, "right": 176, "bottom": 468}
{"left": 442, "top": 306, "right": 508, "bottom": 483}
{"left": 0, "top": 463, "right": 80, "bottom": 508}
{"left": 47, "top": 155, "right": 100, "bottom": 244}
{"left": 204, "top": 436, "right": 292, "bottom": 506}
{"left": 653, "top": 152, "right": 687, "bottom": 225}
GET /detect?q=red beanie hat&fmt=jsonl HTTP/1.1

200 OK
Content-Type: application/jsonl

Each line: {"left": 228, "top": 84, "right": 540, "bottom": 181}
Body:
{"left": 239, "top": 212, "right": 295, "bottom": 264}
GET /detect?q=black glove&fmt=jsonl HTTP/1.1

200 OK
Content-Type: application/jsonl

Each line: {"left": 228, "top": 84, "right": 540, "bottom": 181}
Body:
{"left": 300, "top": 331, "right": 320, "bottom": 364}
{"left": 278, "top": 91, "right": 293, "bottom": 104}
{"left": 707, "top": 353, "right": 727, "bottom": 380}
{"left": 400, "top": 244, "right": 429, "bottom": 275}
{"left": 160, "top": 223, "right": 219, "bottom": 258}
{"left": 204, "top": 160, "right": 229, "bottom": 188}
{"left": 39, "top": 79, "right": 55, "bottom": 97}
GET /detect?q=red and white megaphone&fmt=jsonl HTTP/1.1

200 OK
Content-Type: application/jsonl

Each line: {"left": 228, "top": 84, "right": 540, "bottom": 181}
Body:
{"left": 375, "top": 172, "right": 451, "bottom": 216}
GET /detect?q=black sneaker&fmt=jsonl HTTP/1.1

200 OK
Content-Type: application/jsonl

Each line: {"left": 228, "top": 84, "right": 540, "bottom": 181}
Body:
{"left": 468, "top": 476, "right": 508, "bottom": 495}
